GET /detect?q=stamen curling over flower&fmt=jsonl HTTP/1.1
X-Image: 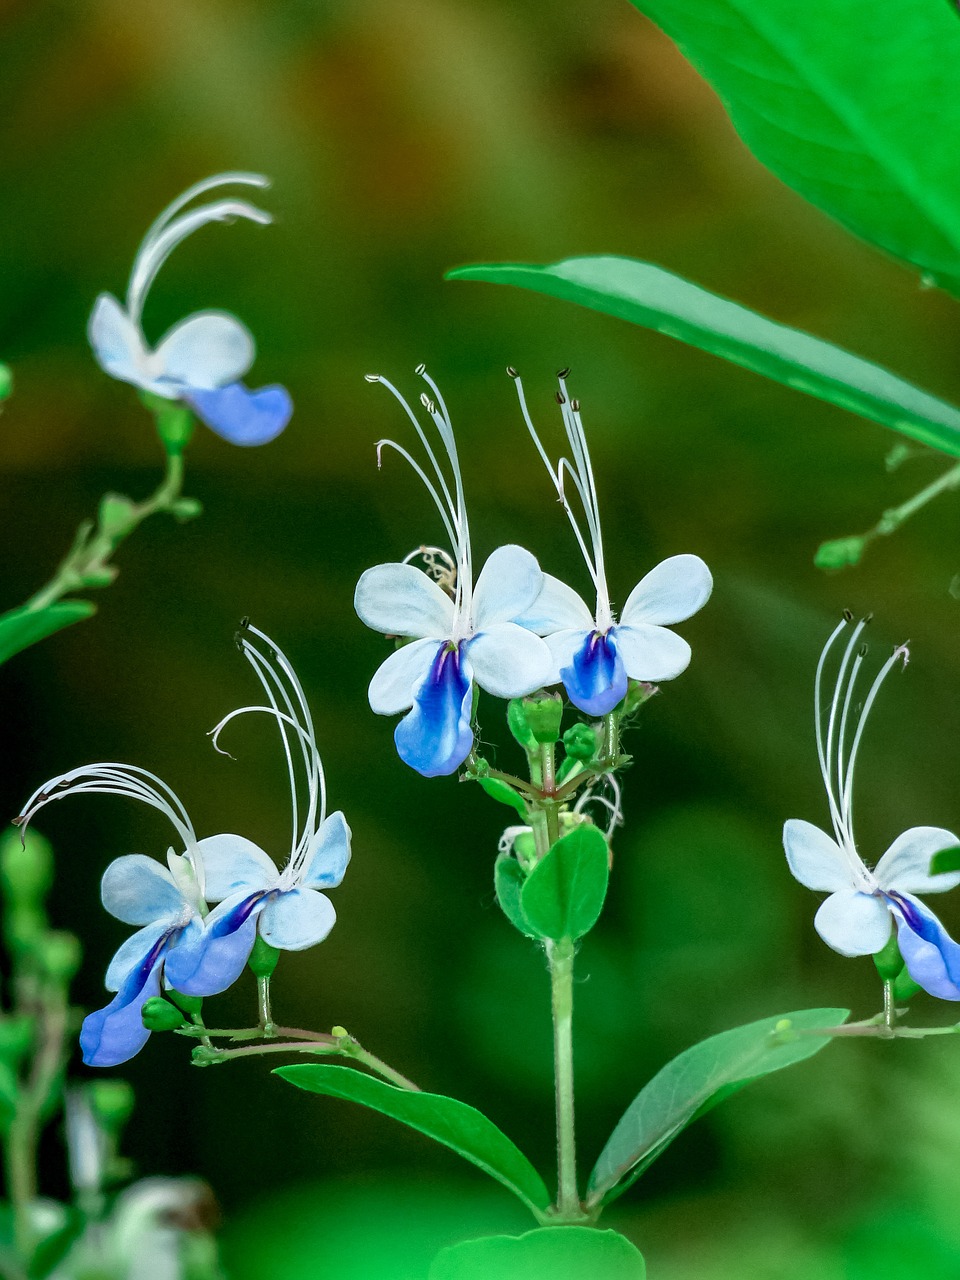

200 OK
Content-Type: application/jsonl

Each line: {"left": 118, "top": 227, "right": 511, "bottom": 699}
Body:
{"left": 355, "top": 368, "right": 553, "bottom": 777}
{"left": 88, "top": 172, "right": 292, "bottom": 445}
{"left": 510, "top": 370, "right": 712, "bottom": 716}
{"left": 783, "top": 617, "right": 960, "bottom": 1000}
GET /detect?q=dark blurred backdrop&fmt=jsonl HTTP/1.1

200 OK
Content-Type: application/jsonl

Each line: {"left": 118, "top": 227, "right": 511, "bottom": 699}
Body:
{"left": 3, "top": 2, "right": 960, "bottom": 1276}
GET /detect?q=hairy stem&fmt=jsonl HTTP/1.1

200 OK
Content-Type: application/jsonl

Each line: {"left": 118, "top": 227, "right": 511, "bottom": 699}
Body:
{"left": 547, "top": 937, "right": 580, "bottom": 1219}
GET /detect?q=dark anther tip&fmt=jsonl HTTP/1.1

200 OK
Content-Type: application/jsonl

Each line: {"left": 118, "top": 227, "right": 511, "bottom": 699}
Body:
{"left": 842, "top": 608, "right": 854, "bottom": 622}
{"left": 557, "top": 366, "right": 571, "bottom": 379}
{"left": 555, "top": 391, "right": 566, "bottom": 405}
{"left": 239, "top": 616, "right": 250, "bottom": 629}
{"left": 864, "top": 612, "right": 874, "bottom": 624}
{"left": 571, "top": 399, "right": 580, "bottom": 412}
{"left": 506, "top": 366, "right": 519, "bottom": 378}
{"left": 859, "top": 643, "right": 869, "bottom": 657}
{"left": 364, "top": 373, "right": 380, "bottom": 383}
{"left": 415, "top": 362, "right": 426, "bottom": 375}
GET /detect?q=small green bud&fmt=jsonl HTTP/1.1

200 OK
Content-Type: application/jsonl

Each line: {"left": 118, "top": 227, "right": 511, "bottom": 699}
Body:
{"left": 0, "top": 827, "right": 53, "bottom": 906}
{"left": 507, "top": 699, "right": 537, "bottom": 753}
{"left": 141, "top": 393, "right": 195, "bottom": 455}
{"left": 513, "top": 831, "right": 537, "bottom": 865}
{"left": 247, "top": 935, "right": 280, "bottom": 979}
{"left": 623, "top": 680, "right": 657, "bottom": 716}
{"left": 97, "top": 492, "right": 137, "bottom": 537}
{"left": 80, "top": 566, "right": 118, "bottom": 589}
{"left": 4, "top": 907, "right": 47, "bottom": 953}
{"left": 89, "top": 1079, "right": 135, "bottom": 1131}
{"left": 872, "top": 932, "right": 904, "bottom": 982}
{"left": 562, "top": 723, "right": 598, "bottom": 763}
{"left": 0, "top": 364, "right": 11, "bottom": 401}
{"left": 892, "top": 968, "right": 921, "bottom": 1003}
{"left": 331, "top": 1025, "right": 349, "bottom": 1040}
{"left": 815, "top": 536, "right": 865, "bottom": 570}
{"left": 0, "top": 1017, "right": 35, "bottom": 1065}
{"left": 771, "top": 1018, "right": 796, "bottom": 1044}
{"left": 168, "top": 990, "right": 203, "bottom": 1016}
{"left": 141, "top": 997, "right": 187, "bottom": 1032}
{"left": 39, "top": 931, "right": 82, "bottom": 984}
{"left": 171, "top": 496, "right": 203, "bottom": 521}
{"left": 522, "top": 694, "right": 563, "bottom": 745}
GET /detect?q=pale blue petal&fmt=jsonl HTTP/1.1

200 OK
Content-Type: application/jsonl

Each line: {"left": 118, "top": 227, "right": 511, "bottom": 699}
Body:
{"left": 472, "top": 545, "right": 543, "bottom": 629}
{"left": 101, "top": 855, "right": 183, "bottom": 926}
{"left": 154, "top": 310, "right": 254, "bottom": 390}
{"left": 80, "top": 931, "right": 171, "bottom": 1067}
{"left": 355, "top": 563, "right": 454, "bottom": 640}
{"left": 87, "top": 294, "right": 150, "bottom": 388}
{"left": 561, "top": 630, "right": 627, "bottom": 716}
{"left": 395, "top": 643, "right": 473, "bottom": 776}
{"left": 368, "top": 638, "right": 439, "bottom": 715}
{"left": 193, "top": 834, "right": 277, "bottom": 902}
{"left": 889, "top": 893, "right": 960, "bottom": 1000}
{"left": 783, "top": 820, "right": 851, "bottom": 892}
{"left": 187, "top": 382, "right": 292, "bottom": 446}
{"left": 105, "top": 920, "right": 173, "bottom": 992}
{"left": 813, "top": 888, "right": 891, "bottom": 957}
{"left": 620, "top": 555, "right": 713, "bottom": 627}
{"left": 166, "top": 890, "right": 266, "bottom": 996}
{"left": 545, "top": 629, "right": 589, "bottom": 683}
{"left": 613, "top": 623, "right": 691, "bottom": 682}
{"left": 515, "top": 574, "right": 594, "bottom": 635}
{"left": 301, "top": 812, "right": 352, "bottom": 889}
{"left": 874, "top": 826, "right": 960, "bottom": 894}
{"left": 465, "top": 624, "right": 553, "bottom": 699}
{"left": 259, "top": 888, "right": 336, "bottom": 950}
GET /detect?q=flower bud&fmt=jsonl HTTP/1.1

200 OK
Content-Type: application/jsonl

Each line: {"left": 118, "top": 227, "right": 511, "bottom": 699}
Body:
{"left": 97, "top": 493, "right": 137, "bottom": 538}
{"left": 507, "top": 699, "right": 537, "bottom": 753}
{"left": 562, "top": 723, "right": 598, "bottom": 763}
{"left": 623, "top": 680, "right": 657, "bottom": 716}
{"left": 0, "top": 828, "right": 53, "bottom": 907}
{"left": 39, "top": 931, "right": 82, "bottom": 984}
{"left": 0, "top": 1016, "right": 35, "bottom": 1065}
{"left": 815, "top": 536, "right": 865, "bottom": 570}
{"left": 247, "top": 935, "right": 280, "bottom": 979}
{"left": 89, "top": 1079, "right": 135, "bottom": 1131}
{"left": 172, "top": 497, "right": 203, "bottom": 521}
{"left": 141, "top": 998, "right": 187, "bottom": 1032}
{"left": 522, "top": 694, "right": 563, "bottom": 745}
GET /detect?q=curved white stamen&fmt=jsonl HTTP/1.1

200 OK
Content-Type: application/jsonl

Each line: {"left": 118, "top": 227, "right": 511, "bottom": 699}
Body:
{"left": 139, "top": 172, "right": 269, "bottom": 252}
{"left": 376, "top": 440, "right": 459, "bottom": 552}
{"left": 574, "top": 774, "right": 623, "bottom": 838}
{"left": 840, "top": 644, "right": 907, "bottom": 843}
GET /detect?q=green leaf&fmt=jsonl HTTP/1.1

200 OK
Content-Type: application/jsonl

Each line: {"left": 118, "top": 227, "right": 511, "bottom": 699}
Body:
{"left": 275, "top": 1064, "right": 551, "bottom": 1217}
{"left": 520, "top": 826, "right": 609, "bottom": 942}
{"left": 447, "top": 257, "right": 960, "bottom": 459}
{"left": 930, "top": 843, "right": 960, "bottom": 875}
{"left": 0, "top": 365, "right": 11, "bottom": 401}
{"left": 429, "top": 1228, "right": 645, "bottom": 1280}
{"left": 587, "top": 1006, "right": 848, "bottom": 1207}
{"left": 624, "top": 0, "right": 960, "bottom": 292}
{"left": 0, "top": 601, "right": 96, "bottom": 666}
{"left": 494, "top": 856, "right": 537, "bottom": 937}
{"left": 476, "top": 776, "right": 528, "bottom": 817}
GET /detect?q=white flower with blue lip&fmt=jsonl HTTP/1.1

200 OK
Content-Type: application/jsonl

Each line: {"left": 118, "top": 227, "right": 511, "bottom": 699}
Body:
{"left": 784, "top": 615, "right": 960, "bottom": 999}
{"left": 169, "top": 624, "right": 350, "bottom": 996}
{"left": 88, "top": 171, "right": 292, "bottom": 446}
{"left": 354, "top": 367, "right": 554, "bottom": 777}
{"left": 18, "top": 766, "right": 214, "bottom": 1067}
{"left": 511, "top": 370, "right": 713, "bottom": 717}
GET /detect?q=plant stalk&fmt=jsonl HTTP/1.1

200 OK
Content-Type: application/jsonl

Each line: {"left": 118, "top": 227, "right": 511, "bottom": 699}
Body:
{"left": 547, "top": 937, "right": 580, "bottom": 1219}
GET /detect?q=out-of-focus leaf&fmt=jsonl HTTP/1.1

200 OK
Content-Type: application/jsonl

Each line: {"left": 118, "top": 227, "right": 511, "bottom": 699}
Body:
{"left": 274, "top": 1065, "right": 551, "bottom": 1217}
{"left": 447, "top": 258, "right": 960, "bottom": 458}
{"left": 625, "top": 0, "right": 960, "bottom": 292}
{"left": 587, "top": 1007, "right": 849, "bottom": 1207}
{"left": 429, "top": 1227, "right": 646, "bottom": 1280}
{"left": 0, "top": 365, "right": 11, "bottom": 401}
{"left": 0, "top": 602, "right": 96, "bottom": 667}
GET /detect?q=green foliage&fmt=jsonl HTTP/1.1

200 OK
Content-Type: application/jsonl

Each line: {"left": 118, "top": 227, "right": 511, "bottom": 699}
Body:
{"left": 447, "top": 258, "right": 960, "bottom": 458}
{"left": 0, "top": 365, "right": 11, "bottom": 401}
{"left": 587, "top": 1007, "right": 849, "bottom": 1207}
{"left": 476, "top": 776, "right": 527, "bottom": 817}
{"left": 624, "top": 0, "right": 960, "bottom": 293}
{"left": 930, "top": 843, "right": 960, "bottom": 875}
{"left": 494, "top": 856, "right": 537, "bottom": 938}
{"left": 0, "top": 602, "right": 96, "bottom": 667}
{"left": 274, "top": 1065, "right": 552, "bottom": 1217}
{"left": 428, "top": 1227, "right": 645, "bottom": 1280}
{"left": 815, "top": 535, "right": 866, "bottom": 570}
{"left": 520, "top": 826, "right": 609, "bottom": 942}
{"left": 0, "top": 828, "right": 53, "bottom": 907}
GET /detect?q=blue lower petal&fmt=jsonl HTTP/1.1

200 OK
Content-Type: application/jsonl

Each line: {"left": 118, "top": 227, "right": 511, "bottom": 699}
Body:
{"left": 887, "top": 892, "right": 960, "bottom": 1000}
{"left": 395, "top": 643, "right": 473, "bottom": 777}
{"left": 80, "top": 931, "right": 173, "bottom": 1067}
{"left": 186, "top": 382, "right": 292, "bottom": 446}
{"left": 166, "top": 893, "right": 270, "bottom": 997}
{"left": 561, "top": 630, "right": 628, "bottom": 716}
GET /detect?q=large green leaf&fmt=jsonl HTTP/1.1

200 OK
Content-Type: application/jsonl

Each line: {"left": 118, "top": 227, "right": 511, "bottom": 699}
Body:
{"left": 520, "top": 826, "right": 610, "bottom": 942}
{"left": 0, "top": 601, "right": 95, "bottom": 667}
{"left": 275, "top": 1065, "right": 552, "bottom": 1217}
{"left": 447, "top": 257, "right": 960, "bottom": 458}
{"left": 587, "top": 1006, "right": 848, "bottom": 1207}
{"left": 626, "top": 0, "right": 960, "bottom": 291}
{"left": 429, "top": 1228, "right": 645, "bottom": 1280}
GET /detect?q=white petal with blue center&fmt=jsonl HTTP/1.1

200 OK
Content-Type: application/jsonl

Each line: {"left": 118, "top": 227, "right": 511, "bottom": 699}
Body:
{"left": 300, "top": 812, "right": 352, "bottom": 890}
{"left": 167, "top": 889, "right": 266, "bottom": 996}
{"left": 355, "top": 563, "right": 455, "bottom": 639}
{"left": 465, "top": 623, "right": 553, "bottom": 699}
{"left": 873, "top": 826, "right": 960, "bottom": 894}
{"left": 368, "top": 638, "right": 440, "bottom": 714}
{"left": 613, "top": 622, "right": 692, "bottom": 682}
{"left": 782, "top": 819, "right": 852, "bottom": 892}
{"left": 889, "top": 893, "right": 960, "bottom": 1000}
{"left": 101, "top": 855, "right": 185, "bottom": 926}
{"left": 814, "top": 888, "right": 891, "bottom": 956}
{"left": 394, "top": 643, "right": 473, "bottom": 776}
{"left": 193, "top": 834, "right": 278, "bottom": 902}
{"left": 104, "top": 919, "right": 175, "bottom": 992}
{"left": 620, "top": 554, "right": 713, "bottom": 627}
{"left": 471, "top": 545, "right": 543, "bottom": 629}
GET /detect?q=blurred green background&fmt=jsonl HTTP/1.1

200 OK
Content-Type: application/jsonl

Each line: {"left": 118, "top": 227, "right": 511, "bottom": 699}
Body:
{"left": 3, "top": 0, "right": 960, "bottom": 1275}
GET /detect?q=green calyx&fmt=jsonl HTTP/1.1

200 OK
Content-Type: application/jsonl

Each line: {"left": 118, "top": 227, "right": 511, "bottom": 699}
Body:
{"left": 873, "top": 932, "right": 905, "bottom": 982}
{"left": 97, "top": 492, "right": 137, "bottom": 538}
{"left": 141, "top": 997, "right": 188, "bottom": 1032}
{"left": 507, "top": 698, "right": 538, "bottom": 753}
{"left": 562, "top": 723, "right": 598, "bottom": 763}
{"left": 521, "top": 694, "right": 564, "bottom": 745}
{"left": 168, "top": 989, "right": 204, "bottom": 1017}
{"left": 247, "top": 935, "right": 281, "bottom": 979}
{"left": 141, "top": 391, "right": 195, "bottom": 456}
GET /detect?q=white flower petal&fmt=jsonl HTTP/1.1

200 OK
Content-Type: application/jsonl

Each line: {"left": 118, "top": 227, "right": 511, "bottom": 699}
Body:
{"left": 88, "top": 294, "right": 149, "bottom": 388}
{"left": 193, "top": 835, "right": 278, "bottom": 902}
{"left": 355, "top": 563, "right": 454, "bottom": 639}
{"left": 104, "top": 920, "right": 173, "bottom": 992}
{"left": 783, "top": 819, "right": 852, "bottom": 892}
{"left": 814, "top": 889, "right": 892, "bottom": 956}
{"left": 613, "top": 623, "right": 691, "bottom": 682}
{"left": 368, "top": 638, "right": 439, "bottom": 714}
{"left": 472, "top": 545, "right": 543, "bottom": 629}
{"left": 101, "top": 855, "right": 183, "bottom": 926}
{"left": 258, "top": 888, "right": 336, "bottom": 950}
{"left": 300, "top": 812, "right": 352, "bottom": 889}
{"left": 620, "top": 554, "right": 713, "bottom": 627}
{"left": 153, "top": 310, "right": 255, "bottom": 391}
{"left": 465, "top": 624, "right": 553, "bottom": 698}
{"left": 873, "top": 826, "right": 960, "bottom": 894}
{"left": 545, "top": 629, "right": 590, "bottom": 681}
{"left": 514, "top": 573, "right": 594, "bottom": 635}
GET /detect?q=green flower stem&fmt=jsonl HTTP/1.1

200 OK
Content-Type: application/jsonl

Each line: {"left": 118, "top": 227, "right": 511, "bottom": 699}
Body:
{"left": 24, "top": 446, "right": 188, "bottom": 613}
{"left": 601, "top": 712, "right": 619, "bottom": 764}
{"left": 874, "top": 460, "right": 960, "bottom": 539}
{"left": 335, "top": 1033, "right": 421, "bottom": 1091}
{"left": 547, "top": 937, "right": 582, "bottom": 1221}
{"left": 257, "top": 976, "right": 275, "bottom": 1035}
{"left": 883, "top": 980, "right": 896, "bottom": 1031}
